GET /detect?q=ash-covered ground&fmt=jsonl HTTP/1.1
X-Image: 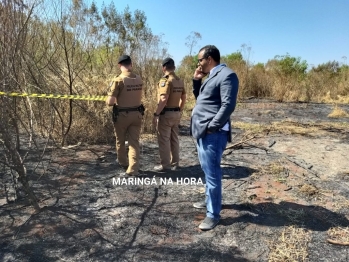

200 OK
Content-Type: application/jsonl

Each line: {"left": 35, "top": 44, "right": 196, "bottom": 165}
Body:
{"left": 1, "top": 99, "right": 349, "bottom": 261}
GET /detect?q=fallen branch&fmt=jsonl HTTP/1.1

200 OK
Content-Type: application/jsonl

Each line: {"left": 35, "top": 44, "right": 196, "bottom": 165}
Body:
{"left": 246, "top": 185, "right": 261, "bottom": 190}
{"left": 327, "top": 239, "right": 349, "bottom": 246}
{"left": 225, "top": 180, "right": 247, "bottom": 190}
{"left": 223, "top": 180, "right": 247, "bottom": 190}
{"left": 285, "top": 156, "right": 320, "bottom": 178}
{"left": 13, "top": 213, "right": 34, "bottom": 239}
{"left": 225, "top": 135, "right": 256, "bottom": 150}
{"left": 87, "top": 147, "right": 103, "bottom": 159}
{"left": 62, "top": 142, "right": 82, "bottom": 150}
{"left": 244, "top": 142, "right": 269, "bottom": 153}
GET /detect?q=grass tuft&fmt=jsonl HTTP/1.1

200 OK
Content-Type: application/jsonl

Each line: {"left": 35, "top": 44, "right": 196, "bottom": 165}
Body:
{"left": 268, "top": 226, "right": 311, "bottom": 262}
{"left": 328, "top": 105, "right": 349, "bottom": 118}
{"left": 327, "top": 227, "right": 349, "bottom": 245}
{"left": 299, "top": 184, "right": 318, "bottom": 197}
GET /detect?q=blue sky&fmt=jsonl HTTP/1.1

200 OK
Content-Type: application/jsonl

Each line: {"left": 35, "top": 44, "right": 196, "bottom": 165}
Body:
{"left": 94, "top": 0, "right": 348, "bottom": 68}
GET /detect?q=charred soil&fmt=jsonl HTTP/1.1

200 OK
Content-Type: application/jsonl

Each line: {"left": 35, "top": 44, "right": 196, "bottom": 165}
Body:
{"left": 1, "top": 99, "right": 349, "bottom": 261}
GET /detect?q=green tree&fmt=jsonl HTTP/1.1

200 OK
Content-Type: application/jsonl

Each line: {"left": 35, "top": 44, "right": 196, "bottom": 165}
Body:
{"left": 312, "top": 60, "right": 341, "bottom": 77}
{"left": 222, "top": 51, "right": 244, "bottom": 64}
{"left": 272, "top": 54, "right": 308, "bottom": 77}
{"left": 265, "top": 54, "right": 308, "bottom": 101}
{"left": 101, "top": 4, "right": 152, "bottom": 57}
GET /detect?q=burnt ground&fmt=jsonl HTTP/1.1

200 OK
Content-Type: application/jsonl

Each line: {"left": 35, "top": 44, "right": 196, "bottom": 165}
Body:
{"left": 1, "top": 99, "right": 349, "bottom": 262}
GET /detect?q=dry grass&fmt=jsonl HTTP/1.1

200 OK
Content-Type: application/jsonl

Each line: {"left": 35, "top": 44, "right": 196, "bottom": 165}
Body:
{"left": 272, "top": 122, "right": 319, "bottom": 135}
{"left": 269, "top": 162, "right": 284, "bottom": 175}
{"left": 315, "top": 121, "right": 349, "bottom": 129}
{"left": 262, "top": 161, "right": 287, "bottom": 183}
{"left": 272, "top": 120, "right": 349, "bottom": 135}
{"left": 268, "top": 226, "right": 311, "bottom": 262}
{"left": 299, "top": 184, "right": 319, "bottom": 197}
{"left": 327, "top": 227, "right": 349, "bottom": 245}
{"left": 321, "top": 92, "right": 349, "bottom": 104}
{"left": 224, "top": 55, "right": 349, "bottom": 102}
{"left": 140, "top": 133, "right": 157, "bottom": 142}
{"left": 249, "top": 163, "right": 283, "bottom": 181}
{"left": 327, "top": 105, "right": 349, "bottom": 118}
{"left": 336, "top": 95, "right": 349, "bottom": 104}
{"left": 233, "top": 121, "right": 316, "bottom": 136}
{"left": 234, "top": 121, "right": 349, "bottom": 138}
{"left": 233, "top": 122, "right": 269, "bottom": 134}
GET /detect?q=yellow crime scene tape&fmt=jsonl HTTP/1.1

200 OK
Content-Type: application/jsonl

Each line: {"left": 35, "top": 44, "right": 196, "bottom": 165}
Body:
{"left": 0, "top": 91, "right": 107, "bottom": 101}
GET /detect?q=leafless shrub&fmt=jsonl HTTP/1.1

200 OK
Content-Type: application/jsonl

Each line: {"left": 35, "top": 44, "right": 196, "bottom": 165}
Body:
{"left": 1, "top": 0, "right": 41, "bottom": 210}
{"left": 0, "top": 0, "right": 169, "bottom": 209}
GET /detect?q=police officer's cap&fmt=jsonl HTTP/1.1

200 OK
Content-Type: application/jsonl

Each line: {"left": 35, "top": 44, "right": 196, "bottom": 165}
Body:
{"left": 118, "top": 55, "right": 131, "bottom": 64}
{"left": 162, "top": 57, "right": 175, "bottom": 67}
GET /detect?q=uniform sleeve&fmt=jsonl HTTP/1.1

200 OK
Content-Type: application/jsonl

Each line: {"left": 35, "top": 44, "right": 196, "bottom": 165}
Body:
{"left": 107, "top": 78, "right": 123, "bottom": 98}
{"left": 158, "top": 78, "right": 171, "bottom": 96}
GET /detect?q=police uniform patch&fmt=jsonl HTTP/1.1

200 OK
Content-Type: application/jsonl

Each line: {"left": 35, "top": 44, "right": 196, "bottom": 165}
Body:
{"left": 159, "top": 75, "right": 169, "bottom": 87}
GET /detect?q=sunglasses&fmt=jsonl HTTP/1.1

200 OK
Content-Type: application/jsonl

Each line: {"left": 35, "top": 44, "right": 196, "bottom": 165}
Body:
{"left": 198, "top": 57, "right": 207, "bottom": 62}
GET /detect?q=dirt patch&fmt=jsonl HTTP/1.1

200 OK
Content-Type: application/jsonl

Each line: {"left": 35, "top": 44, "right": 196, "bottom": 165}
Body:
{"left": 1, "top": 99, "right": 349, "bottom": 261}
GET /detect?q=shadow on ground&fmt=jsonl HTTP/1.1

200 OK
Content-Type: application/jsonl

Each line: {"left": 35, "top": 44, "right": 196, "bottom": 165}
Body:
{"left": 142, "top": 165, "right": 257, "bottom": 183}
{"left": 221, "top": 201, "right": 349, "bottom": 231}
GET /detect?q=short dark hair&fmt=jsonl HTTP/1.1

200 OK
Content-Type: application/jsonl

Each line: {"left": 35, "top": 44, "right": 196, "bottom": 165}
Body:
{"left": 118, "top": 55, "right": 132, "bottom": 66}
{"left": 162, "top": 57, "right": 175, "bottom": 67}
{"left": 199, "top": 45, "right": 220, "bottom": 63}
{"left": 164, "top": 64, "right": 175, "bottom": 71}
{"left": 119, "top": 59, "right": 132, "bottom": 66}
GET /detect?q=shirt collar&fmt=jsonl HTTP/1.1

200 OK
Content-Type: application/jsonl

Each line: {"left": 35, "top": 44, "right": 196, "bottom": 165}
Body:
{"left": 210, "top": 63, "right": 226, "bottom": 76}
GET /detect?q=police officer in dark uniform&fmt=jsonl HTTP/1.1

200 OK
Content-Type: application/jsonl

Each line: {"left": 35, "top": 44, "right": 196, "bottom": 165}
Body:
{"left": 106, "top": 55, "right": 144, "bottom": 176}
{"left": 153, "top": 58, "right": 187, "bottom": 171}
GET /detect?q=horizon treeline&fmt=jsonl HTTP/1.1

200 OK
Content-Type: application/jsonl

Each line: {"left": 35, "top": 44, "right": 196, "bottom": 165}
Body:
{"left": 1, "top": 0, "right": 348, "bottom": 144}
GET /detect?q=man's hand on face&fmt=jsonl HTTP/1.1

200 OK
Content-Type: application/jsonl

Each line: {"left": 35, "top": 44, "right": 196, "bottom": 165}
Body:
{"left": 193, "top": 66, "right": 208, "bottom": 80}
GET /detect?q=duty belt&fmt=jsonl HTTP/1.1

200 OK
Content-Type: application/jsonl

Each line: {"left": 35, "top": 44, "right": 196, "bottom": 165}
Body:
{"left": 119, "top": 105, "right": 143, "bottom": 113}
{"left": 163, "top": 107, "right": 180, "bottom": 112}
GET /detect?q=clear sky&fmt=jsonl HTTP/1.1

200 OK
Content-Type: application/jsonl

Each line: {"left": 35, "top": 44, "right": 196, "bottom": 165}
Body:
{"left": 94, "top": 0, "right": 348, "bottom": 68}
